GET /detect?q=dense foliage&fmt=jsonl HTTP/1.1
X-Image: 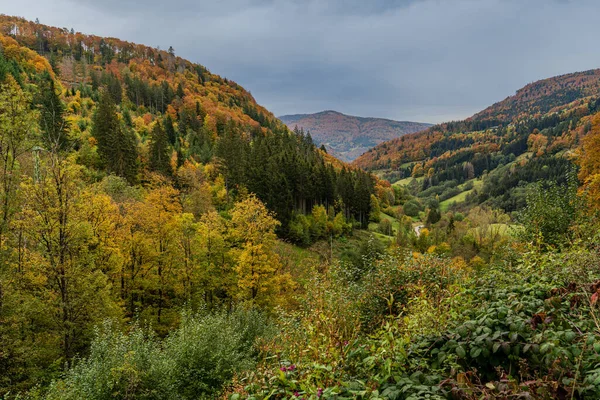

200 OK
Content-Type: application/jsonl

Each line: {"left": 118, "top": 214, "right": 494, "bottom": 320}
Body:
{"left": 3, "top": 14, "right": 600, "bottom": 400}
{"left": 0, "top": 16, "right": 377, "bottom": 241}
{"left": 41, "top": 308, "right": 272, "bottom": 400}
{"left": 0, "top": 16, "right": 381, "bottom": 397}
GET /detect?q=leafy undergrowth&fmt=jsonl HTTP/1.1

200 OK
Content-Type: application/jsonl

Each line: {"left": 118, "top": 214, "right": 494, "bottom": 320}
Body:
{"left": 232, "top": 248, "right": 600, "bottom": 399}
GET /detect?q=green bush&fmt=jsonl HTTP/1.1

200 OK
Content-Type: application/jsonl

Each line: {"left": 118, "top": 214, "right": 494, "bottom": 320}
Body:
{"left": 517, "top": 176, "right": 580, "bottom": 248}
{"left": 403, "top": 200, "right": 422, "bottom": 217}
{"left": 238, "top": 247, "right": 600, "bottom": 400}
{"left": 379, "top": 218, "right": 393, "bottom": 236}
{"left": 288, "top": 213, "right": 311, "bottom": 246}
{"left": 44, "top": 308, "right": 273, "bottom": 400}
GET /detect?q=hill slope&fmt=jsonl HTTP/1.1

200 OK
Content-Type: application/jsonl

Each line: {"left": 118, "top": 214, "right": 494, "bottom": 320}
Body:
{"left": 0, "top": 15, "right": 388, "bottom": 395}
{"left": 279, "top": 110, "right": 431, "bottom": 162}
{"left": 0, "top": 15, "right": 379, "bottom": 235}
{"left": 353, "top": 68, "right": 600, "bottom": 213}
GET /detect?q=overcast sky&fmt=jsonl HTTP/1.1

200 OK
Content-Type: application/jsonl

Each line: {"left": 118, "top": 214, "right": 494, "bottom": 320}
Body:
{"left": 1, "top": 0, "right": 599, "bottom": 123}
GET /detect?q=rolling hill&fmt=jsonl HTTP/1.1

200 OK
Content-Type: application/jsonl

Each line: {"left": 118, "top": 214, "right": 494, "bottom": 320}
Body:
{"left": 0, "top": 14, "right": 380, "bottom": 235}
{"left": 279, "top": 110, "right": 431, "bottom": 162}
{"left": 353, "top": 68, "right": 600, "bottom": 213}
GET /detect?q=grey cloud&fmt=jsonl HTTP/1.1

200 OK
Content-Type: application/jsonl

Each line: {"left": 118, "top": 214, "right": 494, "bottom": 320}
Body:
{"left": 2, "top": 0, "right": 600, "bottom": 122}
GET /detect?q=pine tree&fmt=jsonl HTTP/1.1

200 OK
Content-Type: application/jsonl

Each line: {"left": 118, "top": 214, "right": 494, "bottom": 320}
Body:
{"left": 106, "top": 73, "right": 122, "bottom": 104}
{"left": 37, "top": 72, "right": 70, "bottom": 151}
{"left": 215, "top": 122, "right": 248, "bottom": 193}
{"left": 164, "top": 115, "right": 176, "bottom": 145}
{"left": 91, "top": 91, "right": 138, "bottom": 183}
{"left": 176, "top": 83, "right": 184, "bottom": 99}
{"left": 149, "top": 122, "right": 171, "bottom": 176}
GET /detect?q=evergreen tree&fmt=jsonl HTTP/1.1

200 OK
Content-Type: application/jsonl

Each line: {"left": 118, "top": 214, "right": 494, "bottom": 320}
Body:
{"left": 37, "top": 72, "right": 70, "bottom": 151}
{"left": 176, "top": 83, "right": 185, "bottom": 98}
{"left": 91, "top": 91, "right": 138, "bottom": 183}
{"left": 49, "top": 52, "right": 60, "bottom": 76}
{"left": 149, "top": 122, "right": 171, "bottom": 176}
{"left": 105, "top": 73, "right": 122, "bottom": 104}
{"left": 164, "top": 114, "right": 177, "bottom": 145}
{"left": 215, "top": 122, "right": 248, "bottom": 193}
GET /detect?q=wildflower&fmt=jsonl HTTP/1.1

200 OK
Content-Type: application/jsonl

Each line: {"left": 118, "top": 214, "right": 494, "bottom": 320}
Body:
{"left": 280, "top": 366, "right": 287, "bottom": 372}
{"left": 317, "top": 388, "right": 324, "bottom": 397}
{"left": 287, "top": 364, "right": 296, "bottom": 371}
{"left": 294, "top": 391, "right": 299, "bottom": 397}
{"left": 343, "top": 341, "right": 349, "bottom": 346}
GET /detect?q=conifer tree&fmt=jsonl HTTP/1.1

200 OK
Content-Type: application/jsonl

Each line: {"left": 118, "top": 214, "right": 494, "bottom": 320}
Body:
{"left": 37, "top": 72, "right": 70, "bottom": 151}
{"left": 91, "top": 91, "right": 138, "bottom": 183}
{"left": 176, "top": 82, "right": 184, "bottom": 98}
{"left": 149, "top": 122, "right": 171, "bottom": 176}
{"left": 215, "top": 122, "right": 248, "bottom": 193}
{"left": 164, "top": 114, "right": 176, "bottom": 145}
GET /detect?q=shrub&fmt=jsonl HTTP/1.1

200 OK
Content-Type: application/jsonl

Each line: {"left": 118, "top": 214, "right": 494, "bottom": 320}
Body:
{"left": 44, "top": 308, "right": 273, "bottom": 400}
{"left": 403, "top": 200, "right": 422, "bottom": 217}
{"left": 288, "top": 213, "right": 310, "bottom": 246}
{"left": 379, "top": 218, "right": 393, "bottom": 236}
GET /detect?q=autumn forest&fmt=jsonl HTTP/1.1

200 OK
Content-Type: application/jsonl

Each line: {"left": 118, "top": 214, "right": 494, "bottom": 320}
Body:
{"left": 1, "top": 12, "right": 600, "bottom": 400}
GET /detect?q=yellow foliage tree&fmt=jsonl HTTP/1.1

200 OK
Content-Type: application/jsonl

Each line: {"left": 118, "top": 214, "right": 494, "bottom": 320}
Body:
{"left": 229, "top": 195, "right": 291, "bottom": 307}
{"left": 578, "top": 113, "right": 600, "bottom": 209}
{"left": 18, "top": 157, "right": 120, "bottom": 360}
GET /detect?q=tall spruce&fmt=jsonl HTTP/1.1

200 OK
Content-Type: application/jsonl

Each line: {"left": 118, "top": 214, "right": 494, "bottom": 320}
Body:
{"left": 149, "top": 122, "right": 171, "bottom": 176}
{"left": 164, "top": 114, "right": 176, "bottom": 145}
{"left": 37, "top": 72, "right": 70, "bottom": 151}
{"left": 91, "top": 91, "right": 138, "bottom": 183}
{"left": 215, "top": 121, "right": 248, "bottom": 194}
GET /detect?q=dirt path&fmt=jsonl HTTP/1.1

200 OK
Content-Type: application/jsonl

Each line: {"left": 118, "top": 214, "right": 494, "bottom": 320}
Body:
{"left": 414, "top": 224, "right": 424, "bottom": 236}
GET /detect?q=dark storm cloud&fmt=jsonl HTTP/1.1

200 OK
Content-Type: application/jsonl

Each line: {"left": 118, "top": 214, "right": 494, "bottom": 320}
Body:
{"left": 2, "top": 0, "right": 600, "bottom": 122}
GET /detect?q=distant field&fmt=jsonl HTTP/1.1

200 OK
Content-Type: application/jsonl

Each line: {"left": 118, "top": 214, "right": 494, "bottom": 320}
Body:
{"left": 440, "top": 178, "right": 483, "bottom": 211}
{"left": 393, "top": 176, "right": 423, "bottom": 186}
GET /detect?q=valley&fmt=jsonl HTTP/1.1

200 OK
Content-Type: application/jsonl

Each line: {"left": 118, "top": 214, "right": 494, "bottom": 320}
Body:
{"left": 1, "top": 10, "right": 600, "bottom": 400}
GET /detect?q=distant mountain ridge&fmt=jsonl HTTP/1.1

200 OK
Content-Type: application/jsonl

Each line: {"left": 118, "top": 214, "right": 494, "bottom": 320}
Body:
{"left": 278, "top": 110, "right": 432, "bottom": 162}
{"left": 353, "top": 68, "right": 600, "bottom": 173}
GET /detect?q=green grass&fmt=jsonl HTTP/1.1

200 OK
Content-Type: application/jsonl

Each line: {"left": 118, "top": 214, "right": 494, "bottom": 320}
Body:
{"left": 439, "top": 178, "right": 484, "bottom": 212}
{"left": 368, "top": 211, "right": 401, "bottom": 237}
{"left": 393, "top": 176, "right": 423, "bottom": 187}
{"left": 275, "top": 241, "right": 320, "bottom": 265}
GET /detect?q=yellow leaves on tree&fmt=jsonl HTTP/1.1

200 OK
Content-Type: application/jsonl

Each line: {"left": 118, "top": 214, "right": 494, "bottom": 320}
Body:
{"left": 578, "top": 112, "right": 600, "bottom": 209}
{"left": 18, "top": 159, "right": 120, "bottom": 359}
{"left": 0, "top": 75, "right": 38, "bottom": 241}
{"left": 122, "top": 184, "right": 182, "bottom": 326}
{"left": 0, "top": 34, "right": 53, "bottom": 77}
{"left": 229, "top": 195, "right": 291, "bottom": 307}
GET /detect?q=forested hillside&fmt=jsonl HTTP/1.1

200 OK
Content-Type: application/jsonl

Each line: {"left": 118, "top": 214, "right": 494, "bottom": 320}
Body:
{"left": 3, "top": 14, "right": 600, "bottom": 400}
{"left": 353, "top": 68, "right": 600, "bottom": 215}
{"left": 279, "top": 110, "right": 431, "bottom": 162}
{"left": 0, "top": 15, "right": 385, "bottom": 396}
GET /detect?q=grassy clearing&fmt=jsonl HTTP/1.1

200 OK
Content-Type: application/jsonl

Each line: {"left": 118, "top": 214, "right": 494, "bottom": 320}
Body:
{"left": 368, "top": 211, "right": 401, "bottom": 237}
{"left": 393, "top": 176, "right": 423, "bottom": 187}
{"left": 516, "top": 151, "right": 533, "bottom": 162}
{"left": 440, "top": 178, "right": 484, "bottom": 211}
{"left": 440, "top": 190, "right": 472, "bottom": 211}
